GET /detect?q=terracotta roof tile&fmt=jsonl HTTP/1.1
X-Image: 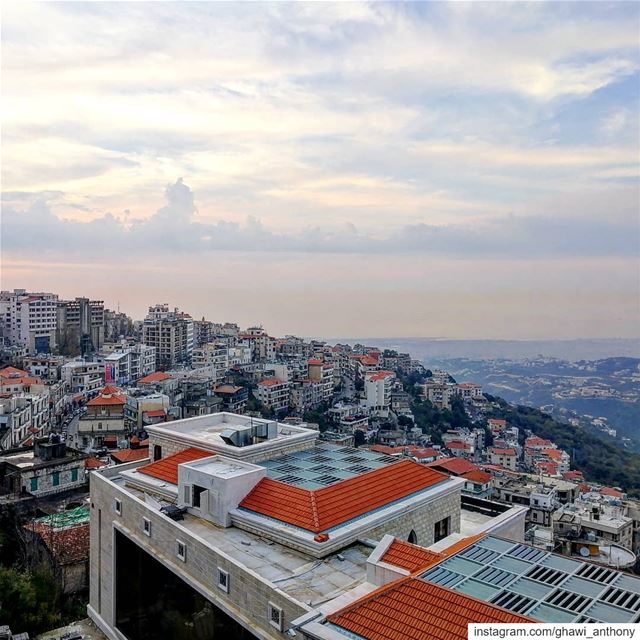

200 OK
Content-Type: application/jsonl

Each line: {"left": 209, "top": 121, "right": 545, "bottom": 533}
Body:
{"left": 111, "top": 448, "right": 151, "bottom": 464}
{"left": 381, "top": 539, "right": 444, "bottom": 572}
{"left": 426, "top": 457, "right": 478, "bottom": 476}
{"left": 138, "top": 371, "right": 172, "bottom": 384}
{"left": 461, "top": 470, "right": 492, "bottom": 484}
{"left": 87, "top": 385, "right": 126, "bottom": 406}
{"left": 239, "top": 460, "right": 448, "bottom": 533}
{"left": 137, "top": 447, "right": 212, "bottom": 484}
{"left": 328, "top": 577, "right": 532, "bottom": 640}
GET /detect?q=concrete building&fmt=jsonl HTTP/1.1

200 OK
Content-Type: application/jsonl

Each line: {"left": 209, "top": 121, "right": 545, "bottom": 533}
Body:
{"left": 57, "top": 297, "right": 105, "bottom": 355}
{"left": 364, "top": 370, "right": 395, "bottom": 418}
{"left": 142, "top": 304, "right": 194, "bottom": 368}
{"left": 490, "top": 447, "right": 518, "bottom": 471}
{"left": 0, "top": 437, "right": 87, "bottom": 499}
{"left": 254, "top": 378, "right": 290, "bottom": 414}
{"left": 77, "top": 385, "right": 127, "bottom": 448}
{"left": 61, "top": 359, "right": 104, "bottom": 395}
{"left": 213, "top": 384, "right": 249, "bottom": 414}
{"left": 0, "top": 289, "right": 58, "bottom": 354}
{"left": 423, "top": 381, "right": 455, "bottom": 409}
{"left": 307, "top": 359, "right": 334, "bottom": 403}
{"left": 88, "top": 412, "right": 471, "bottom": 639}
{"left": 103, "top": 343, "right": 156, "bottom": 385}
{"left": 192, "top": 341, "right": 229, "bottom": 377}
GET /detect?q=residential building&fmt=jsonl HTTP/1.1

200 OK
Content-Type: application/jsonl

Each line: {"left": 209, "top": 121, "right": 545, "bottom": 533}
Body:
{"left": 57, "top": 297, "right": 105, "bottom": 355}
{"left": 104, "top": 308, "right": 133, "bottom": 342}
{"left": 423, "top": 381, "right": 455, "bottom": 409}
{"left": 307, "top": 359, "right": 334, "bottom": 403}
{"left": 364, "top": 370, "right": 395, "bottom": 417}
{"left": 254, "top": 378, "right": 290, "bottom": 414}
{"left": 0, "top": 289, "right": 58, "bottom": 354}
{"left": 103, "top": 343, "right": 156, "bottom": 385}
{"left": 192, "top": 341, "right": 229, "bottom": 377}
{"left": 0, "top": 437, "right": 87, "bottom": 499}
{"left": 213, "top": 384, "right": 248, "bottom": 413}
{"left": 490, "top": 447, "right": 518, "bottom": 471}
{"left": 142, "top": 304, "right": 194, "bottom": 368}
{"left": 61, "top": 359, "right": 104, "bottom": 395}
{"left": 454, "top": 382, "right": 483, "bottom": 399}
{"left": 77, "top": 385, "right": 127, "bottom": 448}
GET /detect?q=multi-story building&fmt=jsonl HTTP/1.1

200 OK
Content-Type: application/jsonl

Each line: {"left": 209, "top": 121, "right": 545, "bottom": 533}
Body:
{"left": 213, "top": 384, "right": 248, "bottom": 413}
{"left": 142, "top": 304, "right": 194, "bottom": 368}
{"left": 77, "top": 384, "right": 127, "bottom": 448}
{"left": 289, "top": 379, "right": 323, "bottom": 412}
{"left": 57, "top": 297, "right": 105, "bottom": 355}
{"left": 365, "top": 370, "right": 395, "bottom": 417}
{"left": 104, "top": 308, "right": 133, "bottom": 342}
{"left": 192, "top": 341, "right": 229, "bottom": 376}
{"left": 454, "top": 382, "right": 483, "bottom": 399}
{"left": 60, "top": 359, "right": 104, "bottom": 395}
{"left": 254, "top": 378, "right": 290, "bottom": 414}
{"left": 0, "top": 437, "right": 87, "bottom": 499}
{"left": 193, "top": 318, "right": 218, "bottom": 347}
{"left": 103, "top": 343, "right": 156, "bottom": 385}
{"left": 423, "top": 381, "right": 455, "bottom": 409}
{"left": 489, "top": 447, "right": 518, "bottom": 471}
{"left": 307, "top": 359, "right": 334, "bottom": 403}
{"left": 0, "top": 289, "right": 58, "bottom": 354}
{"left": 87, "top": 412, "right": 470, "bottom": 639}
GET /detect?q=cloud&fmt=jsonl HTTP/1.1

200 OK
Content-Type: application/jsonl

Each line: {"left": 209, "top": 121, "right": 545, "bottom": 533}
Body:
{"left": 2, "top": 179, "right": 637, "bottom": 260}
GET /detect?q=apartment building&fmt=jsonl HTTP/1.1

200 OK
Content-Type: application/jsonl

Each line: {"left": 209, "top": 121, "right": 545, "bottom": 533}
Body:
{"left": 57, "top": 297, "right": 105, "bottom": 355}
{"left": 0, "top": 289, "right": 58, "bottom": 354}
{"left": 490, "top": 447, "right": 519, "bottom": 471}
{"left": 61, "top": 360, "right": 104, "bottom": 395}
{"left": 103, "top": 343, "right": 156, "bottom": 385}
{"left": 77, "top": 384, "right": 127, "bottom": 447}
{"left": 87, "top": 412, "right": 467, "bottom": 639}
{"left": 423, "top": 381, "right": 455, "bottom": 409}
{"left": 254, "top": 378, "right": 290, "bottom": 414}
{"left": 142, "top": 304, "right": 194, "bottom": 368}
{"left": 307, "top": 359, "right": 334, "bottom": 403}
{"left": 192, "top": 341, "right": 229, "bottom": 374}
{"left": 364, "top": 370, "right": 395, "bottom": 417}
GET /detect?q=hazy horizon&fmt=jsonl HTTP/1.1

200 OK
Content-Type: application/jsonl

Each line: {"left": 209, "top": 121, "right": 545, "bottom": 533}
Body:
{"left": 2, "top": 2, "right": 639, "bottom": 339}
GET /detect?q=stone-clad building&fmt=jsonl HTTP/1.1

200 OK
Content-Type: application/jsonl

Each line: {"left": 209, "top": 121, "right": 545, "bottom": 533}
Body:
{"left": 88, "top": 412, "right": 473, "bottom": 639}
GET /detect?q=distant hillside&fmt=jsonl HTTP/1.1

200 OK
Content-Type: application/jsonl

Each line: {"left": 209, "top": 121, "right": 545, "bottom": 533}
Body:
{"left": 485, "top": 396, "right": 640, "bottom": 496}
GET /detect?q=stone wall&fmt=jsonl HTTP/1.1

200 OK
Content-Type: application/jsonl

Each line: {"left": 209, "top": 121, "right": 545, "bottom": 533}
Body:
{"left": 89, "top": 472, "right": 309, "bottom": 640}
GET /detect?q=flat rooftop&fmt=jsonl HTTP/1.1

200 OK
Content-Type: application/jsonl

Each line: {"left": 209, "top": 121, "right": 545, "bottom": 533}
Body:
{"left": 260, "top": 443, "right": 399, "bottom": 490}
{"left": 420, "top": 535, "right": 640, "bottom": 623}
{"left": 146, "top": 412, "right": 316, "bottom": 451}
{"left": 113, "top": 475, "right": 371, "bottom": 606}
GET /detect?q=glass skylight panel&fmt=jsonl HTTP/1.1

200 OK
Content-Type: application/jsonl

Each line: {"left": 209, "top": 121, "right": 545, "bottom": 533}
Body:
{"left": 454, "top": 579, "right": 502, "bottom": 601}
{"left": 507, "top": 577, "right": 556, "bottom": 600}
{"left": 562, "top": 576, "right": 608, "bottom": 598}
{"left": 538, "top": 554, "right": 581, "bottom": 573}
{"left": 492, "top": 555, "right": 532, "bottom": 575}
{"left": 525, "top": 565, "right": 567, "bottom": 586}
{"left": 439, "top": 556, "right": 483, "bottom": 577}
{"left": 613, "top": 574, "right": 640, "bottom": 593}
{"left": 527, "top": 603, "right": 576, "bottom": 623}
{"left": 600, "top": 587, "right": 640, "bottom": 612}
{"left": 421, "top": 566, "right": 465, "bottom": 589}
{"left": 476, "top": 536, "right": 515, "bottom": 553}
{"left": 491, "top": 591, "right": 536, "bottom": 614}
{"left": 576, "top": 563, "right": 618, "bottom": 585}
{"left": 475, "top": 566, "right": 517, "bottom": 588}
{"left": 507, "top": 543, "right": 547, "bottom": 564}
{"left": 459, "top": 544, "right": 500, "bottom": 564}
{"left": 583, "top": 601, "right": 637, "bottom": 623}
{"left": 545, "top": 589, "right": 591, "bottom": 614}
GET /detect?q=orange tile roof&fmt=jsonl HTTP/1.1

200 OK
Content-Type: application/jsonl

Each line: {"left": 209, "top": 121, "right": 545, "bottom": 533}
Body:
{"left": 111, "top": 448, "right": 150, "bottom": 464}
{"left": 308, "top": 358, "right": 323, "bottom": 365}
{"left": 426, "top": 457, "right": 478, "bottom": 476}
{"left": 0, "top": 366, "right": 29, "bottom": 378}
{"left": 461, "top": 470, "right": 492, "bottom": 484}
{"left": 137, "top": 447, "right": 212, "bottom": 484}
{"left": 144, "top": 409, "right": 166, "bottom": 418}
{"left": 367, "top": 370, "right": 395, "bottom": 382}
{"left": 600, "top": 486, "right": 624, "bottom": 498}
{"left": 381, "top": 539, "right": 444, "bottom": 572}
{"left": 239, "top": 460, "right": 448, "bottom": 533}
{"left": 87, "top": 386, "right": 127, "bottom": 406}
{"left": 491, "top": 448, "right": 517, "bottom": 456}
{"left": 328, "top": 576, "right": 532, "bottom": 640}
{"left": 85, "top": 457, "right": 107, "bottom": 470}
{"left": 258, "top": 378, "right": 285, "bottom": 387}
{"left": 369, "top": 444, "right": 404, "bottom": 455}
{"left": 138, "top": 371, "right": 172, "bottom": 384}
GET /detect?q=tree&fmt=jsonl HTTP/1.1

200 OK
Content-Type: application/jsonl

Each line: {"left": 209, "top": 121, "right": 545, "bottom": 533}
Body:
{"left": 397, "top": 415, "right": 414, "bottom": 428}
{"left": 354, "top": 429, "right": 366, "bottom": 447}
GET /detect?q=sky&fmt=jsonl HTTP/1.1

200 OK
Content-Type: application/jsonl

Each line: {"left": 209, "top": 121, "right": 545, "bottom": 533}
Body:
{"left": 1, "top": 1, "right": 639, "bottom": 339}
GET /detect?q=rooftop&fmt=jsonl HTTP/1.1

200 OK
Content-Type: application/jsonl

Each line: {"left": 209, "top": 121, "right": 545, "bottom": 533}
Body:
{"left": 260, "top": 443, "right": 399, "bottom": 490}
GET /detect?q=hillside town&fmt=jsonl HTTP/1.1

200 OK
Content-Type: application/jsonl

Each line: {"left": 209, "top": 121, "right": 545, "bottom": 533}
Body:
{"left": 1, "top": 289, "right": 639, "bottom": 638}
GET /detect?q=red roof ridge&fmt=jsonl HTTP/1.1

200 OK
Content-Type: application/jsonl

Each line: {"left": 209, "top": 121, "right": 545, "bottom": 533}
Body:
{"left": 138, "top": 447, "right": 213, "bottom": 484}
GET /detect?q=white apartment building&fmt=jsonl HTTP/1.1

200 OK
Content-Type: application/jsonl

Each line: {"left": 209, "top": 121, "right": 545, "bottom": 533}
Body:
{"left": 307, "top": 359, "right": 334, "bottom": 403}
{"left": 61, "top": 360, "right": 104, "bottom": 395}
{"left": 0, "top": 289, "right": 58, "bottom": 354}
{"left": 142, "top": 304, "right": 194, "bottom": 368}
{"left": 192, "top": 342, "right": 229, "bottom": 373}
{"left": 103, "top": 344, "right": 156, "bottom": 385}
{"left": 365, "top": 370, "right": 395, "bottom": 418}
{"left": 254, "top": 378, "right": 290, "bottom": 413}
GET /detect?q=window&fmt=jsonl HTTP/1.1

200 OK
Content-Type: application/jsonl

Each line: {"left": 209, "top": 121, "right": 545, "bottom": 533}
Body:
{"left": 114, "top": 498, "right": 122, "bottom": 515}
{"left": 176, "top": 540, "right": 186, "bottom": 562}
{"left": 143, "top": 517, "right": 151, "bottom": 537}
{"left": 268, "top": 602, "right": 283, "bottom": 631}
{"left": 71, "top": 468, "right": 78, "bottom": 482}
{"left": 183, "top": 485, "right": 192, "bottom": 507}
{"left": 407, "top": 529, "right": 417, "bottom": 544}
{"left": 52, "top": 471, "right": 60, "bottom": 486}
{"left": 218, "top": 568, "right": 229, "bottom": 593}
{"left": 30, "top": 477, "right": 38, "bottom": 492}
{"left": 153, "top": 445, "right": 162, "bottom": 461}
{"left": 434, "top": 516, "right": 450, "bottom": 543}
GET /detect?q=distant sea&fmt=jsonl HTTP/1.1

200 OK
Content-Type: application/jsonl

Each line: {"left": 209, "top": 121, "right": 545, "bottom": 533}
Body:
{"left": 321, "top": 338, "right": 640, "bottom": 362}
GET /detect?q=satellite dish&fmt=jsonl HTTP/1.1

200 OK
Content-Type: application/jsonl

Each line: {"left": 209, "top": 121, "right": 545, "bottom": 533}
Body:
{"left": 579, "top": 547, "right": 590, "bottom": 557}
